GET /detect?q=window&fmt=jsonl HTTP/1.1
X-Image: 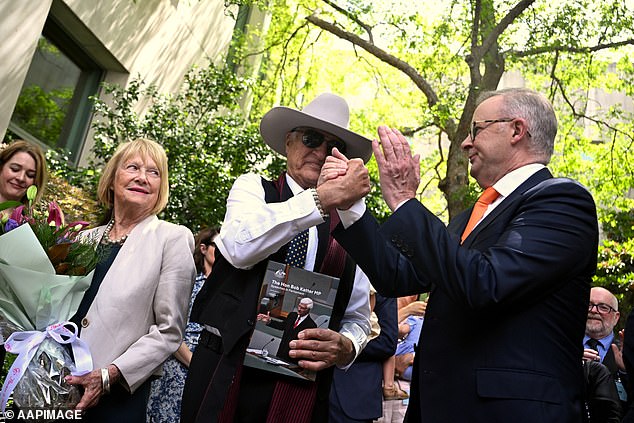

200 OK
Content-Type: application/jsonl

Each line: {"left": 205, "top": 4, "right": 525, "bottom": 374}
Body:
{"left": 5, "top": 16, "right": 103, "bottom": 163}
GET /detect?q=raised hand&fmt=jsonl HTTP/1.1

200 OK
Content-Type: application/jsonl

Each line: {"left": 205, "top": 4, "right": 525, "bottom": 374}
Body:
{"left": 373, "top": 126, "right": 420, "bottom": 211}
{"left": 614, "top": 329, "right": 625, "bottom": 371}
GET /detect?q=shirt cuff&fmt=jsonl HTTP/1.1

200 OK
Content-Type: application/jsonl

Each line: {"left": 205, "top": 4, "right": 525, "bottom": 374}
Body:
{"left": 336, "top": 199, "right": 366, "bottom": 229}
{"left": 394, "top": 198, "right": 410, "bottom": 211}
{"left": 337, "top": 322, "right": 369, "bottom": 370}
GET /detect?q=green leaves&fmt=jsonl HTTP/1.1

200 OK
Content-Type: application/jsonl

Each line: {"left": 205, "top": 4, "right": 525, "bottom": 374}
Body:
{"left": 0, "top": 200, "right": 21, "bottom": 213}
{"left": 64, "top": 62, "right": 281, "bottom": 231}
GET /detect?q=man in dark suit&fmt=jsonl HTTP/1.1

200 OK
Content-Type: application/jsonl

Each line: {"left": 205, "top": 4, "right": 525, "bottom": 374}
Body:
{"left": 583, "top": 287, "right": 628, "bottom": 407}
{"left": 316, "top": 88, "right": 599, "bottom": 422}
{"left": 584, "top": 287, "right": 621, "bottom": 367}
{"left": 329, "top": 291, "right": 398, "bottom": 422}
{"left": 258, "top": 297, "right": 318, "bottom": 362}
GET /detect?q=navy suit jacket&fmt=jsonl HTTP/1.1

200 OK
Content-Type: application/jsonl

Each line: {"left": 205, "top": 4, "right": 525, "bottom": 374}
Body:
{"left": 334, "top": 168, "right": 598, "bottom": 423}
{"left": 621, "top": 310, "right": 634, "bottom": 422}
{"left": 329, "top": 293, "right": 398, "bottom": 421}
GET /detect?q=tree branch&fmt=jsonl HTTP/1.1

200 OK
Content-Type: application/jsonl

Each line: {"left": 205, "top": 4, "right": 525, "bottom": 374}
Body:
{"left": 320, "top": 0, "right": 374, "bottom": 44}
{"left": 401, "top": 123, "right": 434, "bottom": 137}
{"left": 471, "top": 0, "right": 480, "bottom": 52}
{"left": 477, "top": 0, "right": 535, "bottom": 60}
{"left": 552, "top": 74, "right": 634, "bottom": 186}
{"left": 509, "top": 38, "right": 634, "bottom": 58}
{"left": 306, "top": 14, "right": 440, "bottom": 116}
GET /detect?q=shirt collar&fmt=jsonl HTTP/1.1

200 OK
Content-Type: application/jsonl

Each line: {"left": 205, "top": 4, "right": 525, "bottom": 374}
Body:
{"left": 492, "top": 163, "right": 546, "bottom": 198}
{"left": 583, "top": 333, "right": 615, "bottom": 349}
{"left": 285, "top": 173, "right": 304, "bottom": 196}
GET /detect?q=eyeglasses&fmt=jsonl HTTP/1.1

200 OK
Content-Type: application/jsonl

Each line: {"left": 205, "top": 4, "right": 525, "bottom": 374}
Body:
{"left": 122, "top": 162, "right": 161, "bottom": 179}
{"left": 470, "top": 118, "right": 532, "bottom": 140}
{"left": 291, "top": 128, "right": 347, "bottom": 155}
{"left": 588, "top": 302, "right": 617, "bottom": 314}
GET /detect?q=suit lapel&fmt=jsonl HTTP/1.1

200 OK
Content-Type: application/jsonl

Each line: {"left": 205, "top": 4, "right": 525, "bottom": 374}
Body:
{"left": 315, "top": 218, "right": 330, "bottom": 267}
{"left": 461, "top": 168, "right": 553, "bottom": 247}
{"left": 603, "top": 343, "right": 618, "bottom": 373}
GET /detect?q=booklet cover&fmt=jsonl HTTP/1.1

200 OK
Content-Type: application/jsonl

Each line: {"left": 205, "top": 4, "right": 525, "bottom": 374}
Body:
{"left": 245, "top": 260, "right": 340, "bottom": 381}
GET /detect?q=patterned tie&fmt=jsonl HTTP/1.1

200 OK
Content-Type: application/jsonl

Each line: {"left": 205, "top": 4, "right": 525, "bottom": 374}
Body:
{"left": 285, "top": 229, "right": 309, "bottom": 268}
{"left": 461, "top": 187, "right": 500, "bottom": 243}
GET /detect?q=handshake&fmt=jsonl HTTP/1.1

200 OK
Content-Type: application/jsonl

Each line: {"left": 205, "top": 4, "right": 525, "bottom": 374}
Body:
{"left": 315, "top": 149, "right": 371, "bottom": 211}
{"left": 316, "top": 125, "right": 421, "bottom": 212}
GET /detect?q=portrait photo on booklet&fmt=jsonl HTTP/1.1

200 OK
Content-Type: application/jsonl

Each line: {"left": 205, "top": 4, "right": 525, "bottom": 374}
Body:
{"left": 249, "top": 260, "right": 339, "bottom": 381}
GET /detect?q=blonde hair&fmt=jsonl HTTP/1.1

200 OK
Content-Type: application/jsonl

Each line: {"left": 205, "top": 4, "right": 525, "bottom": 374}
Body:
{"left": 97, "top": 138, "right": 169, "bottom": 215}
{"left": 0, "top": 140, "right": 48, "bottom": 204}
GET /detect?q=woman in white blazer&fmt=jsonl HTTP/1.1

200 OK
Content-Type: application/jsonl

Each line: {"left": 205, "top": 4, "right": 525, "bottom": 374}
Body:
{"left": 65, "top": 138, "right": 196, "bottom": 422}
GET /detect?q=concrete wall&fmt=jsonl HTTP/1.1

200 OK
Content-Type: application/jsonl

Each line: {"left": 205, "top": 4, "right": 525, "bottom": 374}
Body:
{"left": 0, "top": 0, "right": 52, "bottom": 146}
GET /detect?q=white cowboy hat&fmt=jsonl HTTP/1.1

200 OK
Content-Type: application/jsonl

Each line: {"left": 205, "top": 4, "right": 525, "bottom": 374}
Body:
{"left": 259, "top": 93, "right": 373, "bottom": 163}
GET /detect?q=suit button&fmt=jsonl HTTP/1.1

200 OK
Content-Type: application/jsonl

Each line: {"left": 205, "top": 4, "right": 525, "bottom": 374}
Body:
{"left": 81, "top": 317, "right": 89, "bottom": 328}
{"left": 247, "top": 319, "right": 254, "bottom": 326}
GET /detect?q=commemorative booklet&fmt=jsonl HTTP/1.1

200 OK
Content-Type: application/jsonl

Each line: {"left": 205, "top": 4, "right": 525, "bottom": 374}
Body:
{"left": 245, "top": 260, "right": 340, "bottom": 381}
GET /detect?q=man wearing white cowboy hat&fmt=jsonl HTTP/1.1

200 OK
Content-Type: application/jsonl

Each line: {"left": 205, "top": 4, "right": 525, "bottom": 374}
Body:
{"left": 182, "top": 93, "right": 374, "bottom": 423}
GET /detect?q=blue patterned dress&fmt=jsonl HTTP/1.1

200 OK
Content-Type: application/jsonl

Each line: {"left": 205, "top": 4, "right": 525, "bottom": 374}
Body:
{"left": 146, "top": 273, "right": 205, "bottom": 422}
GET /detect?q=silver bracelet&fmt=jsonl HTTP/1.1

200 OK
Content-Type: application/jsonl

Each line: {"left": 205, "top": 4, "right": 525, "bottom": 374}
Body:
{"left": 101, "top": 367, "right": 110, "bottom": 394}
{"left": 310, "top": 188, "right": 329, "bottom": 219}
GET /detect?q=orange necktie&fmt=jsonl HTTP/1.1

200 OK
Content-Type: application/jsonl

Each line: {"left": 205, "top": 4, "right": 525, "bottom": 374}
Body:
{"left": 460, "top": 187, "right": 500, "bottom": 243}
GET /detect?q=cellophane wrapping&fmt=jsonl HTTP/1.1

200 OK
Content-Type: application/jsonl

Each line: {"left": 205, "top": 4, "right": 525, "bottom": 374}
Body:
{"left": 11, "top": 338, "right": 81, "bottom": 421}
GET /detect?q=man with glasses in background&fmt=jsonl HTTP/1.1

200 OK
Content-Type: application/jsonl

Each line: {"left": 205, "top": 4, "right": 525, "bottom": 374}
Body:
{"left": 181, "top": 93, "right": 373, "bottom": 423}
{"left": 584, "top": 287, "right": 628, "bottom": 405}
{"left": 317, "top": 88, "right": 600, "bottom": 422}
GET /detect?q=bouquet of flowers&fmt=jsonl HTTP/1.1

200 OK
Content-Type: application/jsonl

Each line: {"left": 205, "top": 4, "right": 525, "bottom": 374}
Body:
{"left": 0, "top": 186, "right": 98, "bottom": 415}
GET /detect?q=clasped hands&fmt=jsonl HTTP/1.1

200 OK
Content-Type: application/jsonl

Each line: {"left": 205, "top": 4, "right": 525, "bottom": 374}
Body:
{"left": 316, "top": 126, "right": 421, "bottom": 211}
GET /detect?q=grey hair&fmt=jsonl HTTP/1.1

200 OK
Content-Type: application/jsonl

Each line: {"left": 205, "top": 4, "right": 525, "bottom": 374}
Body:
{"left": 299, "top": 297, "right": 314, "bottom": 309}
{"left": 476, "top": 88, "right": 557, "bottom": 164}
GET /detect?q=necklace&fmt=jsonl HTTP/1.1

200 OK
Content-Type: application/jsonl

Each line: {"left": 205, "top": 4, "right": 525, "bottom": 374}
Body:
{"left": 103, "top": 219, "right": 129, "bottom": 245}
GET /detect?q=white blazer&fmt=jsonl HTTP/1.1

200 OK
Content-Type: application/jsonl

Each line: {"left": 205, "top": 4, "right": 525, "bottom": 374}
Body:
{"left": 80, "top": 215, "right": 196, "bottom": 392}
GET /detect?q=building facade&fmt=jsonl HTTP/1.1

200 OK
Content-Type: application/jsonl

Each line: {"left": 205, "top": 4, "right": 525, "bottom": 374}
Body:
{"left": 0, "top": 0, "right": 244, "bottom": 165}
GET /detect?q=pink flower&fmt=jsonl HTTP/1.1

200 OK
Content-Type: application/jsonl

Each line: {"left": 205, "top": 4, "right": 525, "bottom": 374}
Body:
{"left": 66, "top": 221, "right": 90, "bottom": 231}
{"left": 9, "top": 206, "right": 26, "bottom": 224}
{"left": 47, "top": 202, "right": 65, "bottom": 228}
{"left": 63, "top": 221, "right": 90, "bottom": 240}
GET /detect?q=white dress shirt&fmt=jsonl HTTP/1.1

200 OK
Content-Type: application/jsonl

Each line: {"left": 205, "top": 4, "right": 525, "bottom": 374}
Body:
{"left": 216, "top": 173, "right": 371, "bottom": 362}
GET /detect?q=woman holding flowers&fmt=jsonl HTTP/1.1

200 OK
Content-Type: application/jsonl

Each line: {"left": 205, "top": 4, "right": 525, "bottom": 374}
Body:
{"left": 0, "top": 139, "right": 48, "bottom": 376}
{"left": 0, "top": 140, "right": 48, "bottom": 212}
{"left": 65, "top": 138, "right": 196, "bottom": 422}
